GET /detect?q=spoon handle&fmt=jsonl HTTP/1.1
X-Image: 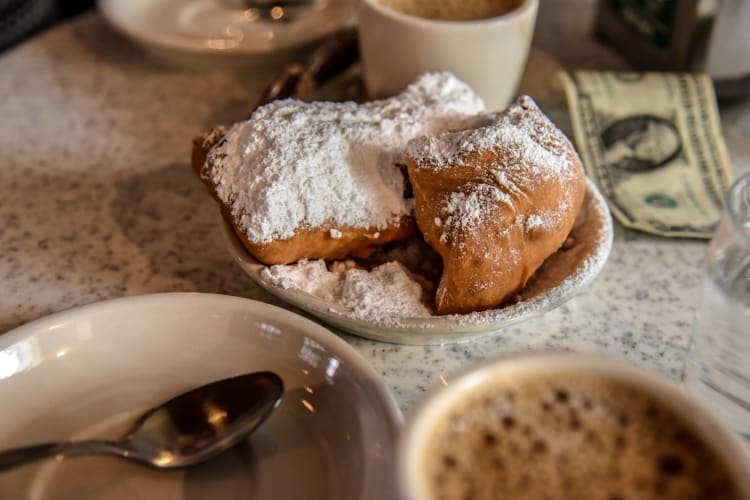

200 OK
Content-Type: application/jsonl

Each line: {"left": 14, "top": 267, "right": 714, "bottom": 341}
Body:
{"left": 0, "top": 439, "right": 122, "bottom": 472}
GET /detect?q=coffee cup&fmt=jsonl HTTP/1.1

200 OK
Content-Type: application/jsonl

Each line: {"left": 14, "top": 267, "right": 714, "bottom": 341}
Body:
{"left": 398, "top": 352, "right": 750, "bottom": 500}
{"left": 357, "top": 0, "right": 538, "bottom": 111}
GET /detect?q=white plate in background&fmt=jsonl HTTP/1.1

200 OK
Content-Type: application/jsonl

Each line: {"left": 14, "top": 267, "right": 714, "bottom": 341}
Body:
{"left": 0, "top": 293, "right": 401, "bottom": 500}
{"left": 99, "top": 0, "right": 355, "bottom": 67}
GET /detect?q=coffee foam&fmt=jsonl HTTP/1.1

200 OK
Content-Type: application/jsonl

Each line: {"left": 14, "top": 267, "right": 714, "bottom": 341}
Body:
{"left": 423, "top": 373, "right": 741, "bottom": 500}
{"left": 377, "top": 0, "right": 523, "bottom": 21}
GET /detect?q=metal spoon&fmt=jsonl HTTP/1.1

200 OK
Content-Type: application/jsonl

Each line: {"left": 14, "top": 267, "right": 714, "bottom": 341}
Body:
{"left": 0, "top": 371, "right": 283, "bottom": 472}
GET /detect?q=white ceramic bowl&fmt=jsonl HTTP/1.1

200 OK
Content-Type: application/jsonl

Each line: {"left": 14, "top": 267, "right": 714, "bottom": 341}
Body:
{"left": 0, "top": 293, "right": 401, "bottom": 500}
{"left": 223, "top": 178, "right": 614, "bottom": 345}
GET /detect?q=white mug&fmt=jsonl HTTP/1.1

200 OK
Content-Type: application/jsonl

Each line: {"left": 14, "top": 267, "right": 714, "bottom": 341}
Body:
{"left": 357, "top": 0, "right": 539, "bottom": 111}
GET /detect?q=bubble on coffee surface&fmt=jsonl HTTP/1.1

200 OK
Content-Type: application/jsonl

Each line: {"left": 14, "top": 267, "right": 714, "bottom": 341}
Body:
{"left": 378, "top": 0, "right": 523, "bottom": 21}
{"left": 423, "top": 373, "right": 742, "bottom": 500}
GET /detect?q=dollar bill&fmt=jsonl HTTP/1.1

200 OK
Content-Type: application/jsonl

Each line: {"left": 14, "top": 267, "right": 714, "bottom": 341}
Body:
{"left": 560, "top": 71, "right": 735, "bottom": 238}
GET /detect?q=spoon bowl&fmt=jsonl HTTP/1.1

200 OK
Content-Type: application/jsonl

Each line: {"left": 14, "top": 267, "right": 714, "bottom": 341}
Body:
{"left": 0, "top": 371, "right": 283, "bottom": 472}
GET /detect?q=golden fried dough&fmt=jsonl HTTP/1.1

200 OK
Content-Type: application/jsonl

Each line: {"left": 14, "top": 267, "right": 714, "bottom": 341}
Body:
{"left": 191, "top": 72, "right": 484, "bottom": 265}
{"left": 191, "top": 126, "right": 416, "bottom": 263}
{"left": 406, "top": 95, "right": 586, "bottom": 314}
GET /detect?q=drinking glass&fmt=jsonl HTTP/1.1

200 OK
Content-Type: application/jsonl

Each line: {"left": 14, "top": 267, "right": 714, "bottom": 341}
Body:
{"left": 684, "top": 172, "right": 750, "bottom": 437}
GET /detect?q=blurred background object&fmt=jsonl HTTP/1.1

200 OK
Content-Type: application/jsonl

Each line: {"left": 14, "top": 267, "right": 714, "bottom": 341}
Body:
{"left": 96, "top": 0, "right": 355, "bottom": 70}
{"left": 703, "top": 0, "right": 750, "bottom": 100}
{"left": 595, "top": 0, "right": 711, "bottom": 71}
{"left": 595, "top": 0, "right": 750, "bottom": 99}
{"left": 0, "top": 0, "right": 93, "bottom": 52}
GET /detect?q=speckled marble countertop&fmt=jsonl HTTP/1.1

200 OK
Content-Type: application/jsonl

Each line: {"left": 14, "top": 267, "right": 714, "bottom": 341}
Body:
{"left": 1, "top": 5, "right": 749, "bottom": 415}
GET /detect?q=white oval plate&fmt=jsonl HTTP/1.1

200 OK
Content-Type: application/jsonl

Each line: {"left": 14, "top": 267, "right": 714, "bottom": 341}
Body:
{"left": 99, "top": 0, "right": 355, "bottom": 67}
{"left": 0, "top": 293, "right": 401, "bottom": 500}
{"left": 224, "top": 178, "right": 614, "bottom": 345}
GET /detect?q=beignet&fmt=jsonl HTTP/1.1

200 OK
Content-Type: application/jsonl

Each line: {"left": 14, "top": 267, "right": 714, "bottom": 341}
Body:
{"left": 405, "top": 95, "right": 586, "bottom": 314}
{"left": 192, "top": 72, "right": 485, "bottom": 265}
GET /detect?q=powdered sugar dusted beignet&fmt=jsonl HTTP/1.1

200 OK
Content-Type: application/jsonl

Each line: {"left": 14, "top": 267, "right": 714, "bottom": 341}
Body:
{"left": 193, "top": 72, "right": 485, "bottom": 265}
{"left": 406, "top": 95, "right": 586, "bottom": 315}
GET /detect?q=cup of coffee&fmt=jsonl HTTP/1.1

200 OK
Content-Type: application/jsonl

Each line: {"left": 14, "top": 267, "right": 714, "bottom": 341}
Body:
{"left": 398, "top": 352, "right": 750, "bottom": 500}
{"left": 357, "top": 0, "right": 538, "bottom": 111}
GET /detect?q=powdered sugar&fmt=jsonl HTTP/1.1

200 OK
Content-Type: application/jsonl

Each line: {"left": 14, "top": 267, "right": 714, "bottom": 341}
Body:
{"left": 262, "top": 259, "right": 341, "bottom": 302}
{"left": 204, "top": 72, "right": 485, "bottom": 244}
{"left": 408, "top": 97, "right": 567, "bottom": 171}
{"left": 408, "top": 95, "right": 580, "bottom": 246}
{"left": 262, "top": 260, "right": 433, "bottom": 323}
{"left": 437, "top": 184, "right": 513, "bottom": 245}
